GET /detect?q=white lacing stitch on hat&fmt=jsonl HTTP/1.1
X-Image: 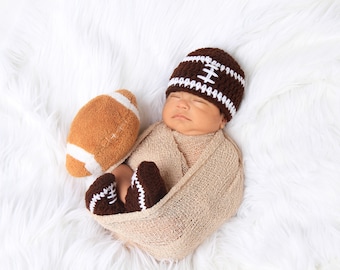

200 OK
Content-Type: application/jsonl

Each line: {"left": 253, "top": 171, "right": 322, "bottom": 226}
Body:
{"left": 182, "top": 55, "right": 245, "bottom": 87}
{"left": 89, "top": 183, "right": 117, "bottom": 213}
{"left": 168, "top": 77, "right": 237, "bottom": 117}
{"left": 197, "top": 63, "right": 219, "bottom": 84}
{"left": 131, "top": 170, "right": 146, "bottom": 210}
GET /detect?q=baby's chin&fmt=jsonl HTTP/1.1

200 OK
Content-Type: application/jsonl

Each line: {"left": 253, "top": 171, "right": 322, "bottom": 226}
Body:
{"left": 163, "top": 117, "right": 222, "bottom": 136}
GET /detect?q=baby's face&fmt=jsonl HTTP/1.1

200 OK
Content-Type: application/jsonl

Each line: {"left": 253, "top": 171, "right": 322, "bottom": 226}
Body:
{"left": 162, "top": 91, "right": 226, "bottom": 135}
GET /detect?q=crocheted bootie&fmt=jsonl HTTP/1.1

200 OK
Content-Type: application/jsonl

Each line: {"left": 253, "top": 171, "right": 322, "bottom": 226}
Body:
{"left": 85, "top": 173, "right": 125, "bottom": 215}
{"left": 125, "top": 161, "right": 167, "bottom": 212}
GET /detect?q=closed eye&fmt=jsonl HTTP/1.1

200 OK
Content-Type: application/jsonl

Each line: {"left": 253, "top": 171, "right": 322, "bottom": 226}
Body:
{"left": 193, "top": 98, "right": 207, "bottom": 104}
{"left": 169, "top": 93, "right": 180, "bottom": 99}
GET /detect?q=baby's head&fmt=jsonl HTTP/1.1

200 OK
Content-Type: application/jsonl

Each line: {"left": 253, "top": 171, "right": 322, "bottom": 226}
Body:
{"left": 162, "top": 47, "right": 245, "bottom": 135}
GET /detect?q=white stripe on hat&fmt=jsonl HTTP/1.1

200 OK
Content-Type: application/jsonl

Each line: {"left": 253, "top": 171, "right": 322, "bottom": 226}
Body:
{"left": 168, "top": 77, "right": 237, "bottom": 117}
{"left": 66, "top": 143, "right": 103, "bottom": 175}
{"left": 108, "top": 92, "right": 140, "bottom": 121}
{"left": 182, "top": 55, "right": 245, "bottom": 87}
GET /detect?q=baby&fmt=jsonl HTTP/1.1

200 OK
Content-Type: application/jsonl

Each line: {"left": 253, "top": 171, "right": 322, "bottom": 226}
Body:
{"left": 85, "top": 47, "right": 245, "bottom": 217}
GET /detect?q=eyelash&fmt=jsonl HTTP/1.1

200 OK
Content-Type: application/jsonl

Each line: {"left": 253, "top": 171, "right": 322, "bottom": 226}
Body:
{"left": 169, "top": 94, "right": 207, "bottom": 105}
{"left": 193, "top": 99, "right": 206, "bottom": 104}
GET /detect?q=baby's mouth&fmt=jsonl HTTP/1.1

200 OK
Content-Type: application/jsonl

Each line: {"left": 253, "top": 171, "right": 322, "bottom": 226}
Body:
{"left": 172, "top": 114, "right": 191, "bottom": 121}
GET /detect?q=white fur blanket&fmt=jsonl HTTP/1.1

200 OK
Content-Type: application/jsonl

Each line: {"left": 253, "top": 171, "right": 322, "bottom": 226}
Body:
{"left": 1, "top": 0, "right": 340, "bottom": 269}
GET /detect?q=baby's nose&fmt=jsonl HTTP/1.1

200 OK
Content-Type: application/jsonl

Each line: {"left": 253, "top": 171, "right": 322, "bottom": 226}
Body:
{"left": 176, "top": 99, "right": 189, "bottom": 109}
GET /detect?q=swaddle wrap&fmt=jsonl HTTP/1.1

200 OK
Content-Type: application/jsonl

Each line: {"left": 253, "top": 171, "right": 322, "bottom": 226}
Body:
{"left": 91, "top": 122, "right": 244, "bottom": 260}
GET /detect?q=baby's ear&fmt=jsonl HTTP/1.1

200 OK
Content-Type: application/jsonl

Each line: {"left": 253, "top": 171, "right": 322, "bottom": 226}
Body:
{"left": 65, "top": 89, "right": 140, "bottom": 177}
{"left": 220, "top": 113, "right": 227, "bottom": 129}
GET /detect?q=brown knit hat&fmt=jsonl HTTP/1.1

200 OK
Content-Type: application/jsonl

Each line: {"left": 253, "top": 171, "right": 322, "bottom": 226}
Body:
{"left": 166, "top": 48, "right": 245, "bottom": 122}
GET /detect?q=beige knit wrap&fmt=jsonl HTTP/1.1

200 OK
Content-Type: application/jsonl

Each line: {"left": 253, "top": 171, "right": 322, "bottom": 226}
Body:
{"left": 91, "top": 122, "right": 244, "bottom": 260}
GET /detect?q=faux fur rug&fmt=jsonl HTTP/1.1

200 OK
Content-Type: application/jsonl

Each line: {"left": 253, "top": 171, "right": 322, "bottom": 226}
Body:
{"left": 1, "top": 0, "right": 340, "bottom": 269}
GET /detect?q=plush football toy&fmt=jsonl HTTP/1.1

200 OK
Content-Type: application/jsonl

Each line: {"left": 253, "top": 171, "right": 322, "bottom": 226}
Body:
{"left": 66, "top": 89, "right": 140, "bottom": 177}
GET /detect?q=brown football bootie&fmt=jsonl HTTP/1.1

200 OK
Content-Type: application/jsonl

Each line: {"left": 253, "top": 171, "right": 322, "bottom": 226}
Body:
{"left": 124, "top": 161, "right": 167, "bottom": 212}
{"left": 85, "top": 173, "right": 125, "bottom": 215}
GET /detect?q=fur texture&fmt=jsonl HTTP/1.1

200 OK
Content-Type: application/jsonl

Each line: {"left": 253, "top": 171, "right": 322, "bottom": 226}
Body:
{"left": 1, "top": 0, "right": 340, "bottom": 269}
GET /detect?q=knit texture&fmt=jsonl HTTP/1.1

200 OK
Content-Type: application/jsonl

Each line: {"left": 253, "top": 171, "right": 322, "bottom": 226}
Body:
{"left": 127, "top": 123, "right": 184, "bottom": 190}
{"left": 166, "top": 48, "right": 245, "bottom": 122}
{"left": 85, "top": 173, "right": 125, "bottom": 215}
{"left": 172, "top": 130, "right": 214, "bottom": 171}
{"left": 91, "top": 122, "right": 244, "bottom": 260}
{"left": 125, "top": 161, "right": 167, "bottom": 212}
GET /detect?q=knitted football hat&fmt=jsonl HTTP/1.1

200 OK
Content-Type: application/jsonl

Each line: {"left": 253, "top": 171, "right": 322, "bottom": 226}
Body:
{"left": 166, "top": 47, "right": 245, "bottom": 122}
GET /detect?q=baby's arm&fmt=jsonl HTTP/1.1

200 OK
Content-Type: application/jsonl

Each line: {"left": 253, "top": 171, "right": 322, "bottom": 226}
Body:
{"left": 112, "top": 164, "right": 134, "bottom": 203}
